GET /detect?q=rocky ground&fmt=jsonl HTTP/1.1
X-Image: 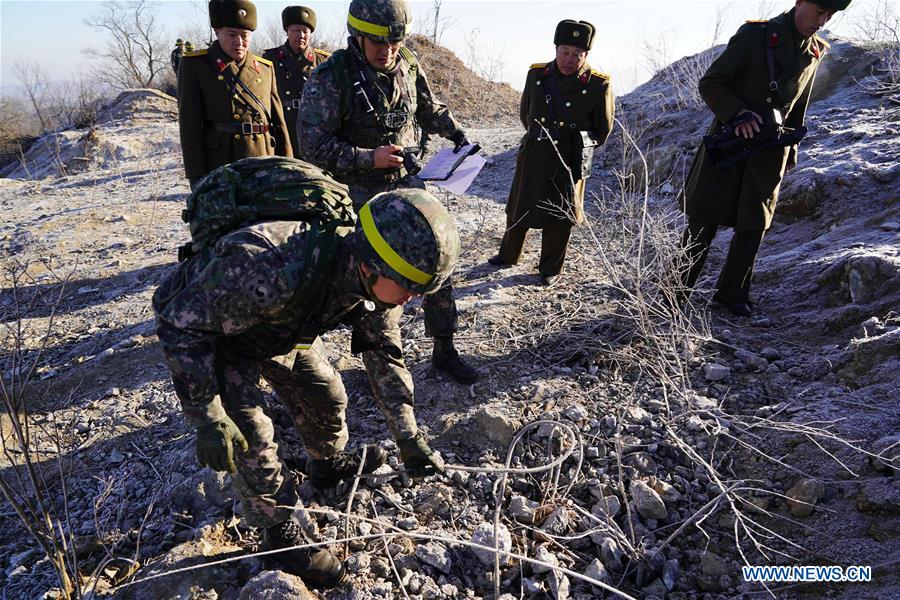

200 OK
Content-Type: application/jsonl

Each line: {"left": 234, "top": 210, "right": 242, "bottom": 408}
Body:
{"left": 1, "top": 37, "right": 898, "bottom": 600}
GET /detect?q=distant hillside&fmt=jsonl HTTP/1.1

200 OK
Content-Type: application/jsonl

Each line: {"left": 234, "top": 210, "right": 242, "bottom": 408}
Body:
{"left": 405, "top": 34, "right": 519, "bottom": 127}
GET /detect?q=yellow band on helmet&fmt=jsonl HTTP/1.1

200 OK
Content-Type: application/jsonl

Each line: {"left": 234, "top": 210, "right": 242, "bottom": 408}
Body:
{"left": 359, "top": 202, "right": 433, "bottom": 286}
{"left": 348, "top": 12, "right": 402, "bottom": 38}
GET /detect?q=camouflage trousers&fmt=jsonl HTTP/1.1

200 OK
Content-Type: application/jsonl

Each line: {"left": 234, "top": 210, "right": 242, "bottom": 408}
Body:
{"left": 348, "top": 174, "right": 458, "bottom": 338}
{"left": 212, "top": 338, "right": 349, "bottom": 528}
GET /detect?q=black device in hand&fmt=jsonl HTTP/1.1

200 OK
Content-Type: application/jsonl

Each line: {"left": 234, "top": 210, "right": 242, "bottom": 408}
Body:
{"left": 395, "top": 146, "right": 423, "bottom": 176}
{"left": 703, "top": 109, "right": 805, "bottom": 170}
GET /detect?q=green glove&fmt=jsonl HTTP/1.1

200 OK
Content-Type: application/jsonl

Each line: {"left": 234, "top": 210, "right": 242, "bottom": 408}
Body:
{"left": 398, "top": 433, "right": 445, "bottom": 478}
{"left": 196, "top": 417, "right": 248, "bottom": 473}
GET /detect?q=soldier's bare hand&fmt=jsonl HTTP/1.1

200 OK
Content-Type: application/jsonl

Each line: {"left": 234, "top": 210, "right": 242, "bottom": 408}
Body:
{"left": 373, "top": 144, "right": 404, "bottom": 169}
{"left": 734, "top": 109, "right": 763, "bottom": 140}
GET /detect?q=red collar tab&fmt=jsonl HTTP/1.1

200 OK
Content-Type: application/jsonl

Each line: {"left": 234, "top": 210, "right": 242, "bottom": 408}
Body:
{"left": 543, "top": 65, "right": 552, "bottom": 76}
{"left": 252, "top": 60, "right": 260, "bottom": 73}
{"left": 215, "top": 58, "right": 228, "bottom": 72}
{"left": 278, "top": 49, "right": 286, "bottom": 59}
{"left": 768, "top": 32, "right": 779, "bottom": 48}
{"left": 307, "top": 52, "right": 314, "bottom": 62}
{"left": 811, "top": 42, "right": 821, "bottom": 59}
{"left": 579, "top": 71, "right": 590, "bottom": 84}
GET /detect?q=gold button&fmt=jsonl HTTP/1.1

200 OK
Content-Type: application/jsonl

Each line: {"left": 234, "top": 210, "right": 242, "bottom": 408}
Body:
{"left": 536, "top": 81, "right": 542, "bottom": 86}
{"left": 582, "top": 90, "right": 587, "bottom": 94}
{"left": 233, "top": 114, "right": 240, "bottom": 120}
{"left": 286, "top": 90, "right": 291, "bottom": 95}
{"left": 540, "top": 117, "right": 546, "bottom": 122}
{"left": 565, "top": 102, "right": 571, "bottom": 107}
{"left": 234, "top": 134, "right": 240, "bottom": 139}
{"left": 559, "top": 121, "right": 564, "bottom": 126}
{"left": 255, "top": 78, "right": 261, "bottom": 83}
{"left": 217, "top": 75, "right": 224, "bottom": 81}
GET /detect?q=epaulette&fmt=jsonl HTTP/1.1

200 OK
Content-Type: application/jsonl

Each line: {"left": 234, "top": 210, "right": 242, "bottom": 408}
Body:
{"left": 591, "top": 69, "right": 610, "bottom": 80}
{"left": 256, "top": 56, "right": 274, "bottom": 67}
{"left": 529, "top": 62, "right": 548, "bottom": 70}
{"left": 814, "top": 35, "right": 831, "bottom": 49}
{"left": 745, "top": 19, "right": 768, "bottom": 23}
{"left": 183, "top": 49, "right": 207, "bottom": 58}
{"left": 314, "top": 48, "right": 331, "bottom": 58}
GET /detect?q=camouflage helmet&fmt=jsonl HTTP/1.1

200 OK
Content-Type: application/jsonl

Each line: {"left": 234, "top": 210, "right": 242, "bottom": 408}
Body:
{"left": 355, "top": 189, "right": 458, "bottom": 295}
{"left": 347, "top": 0, "right": 411, "bottom": 43}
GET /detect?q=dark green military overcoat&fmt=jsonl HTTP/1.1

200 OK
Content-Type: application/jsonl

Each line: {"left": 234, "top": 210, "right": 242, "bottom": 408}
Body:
{"left": 177, "top": 41, "right": 292, "bottom": 181}
{"left": 683, "top": 9, "right": 829, "bottom": 231}
{"left": 505, "top": 61, "right": 614, "bottom": 228}
{"left": 261, "top": 43, "right": 330, "bottom": 158}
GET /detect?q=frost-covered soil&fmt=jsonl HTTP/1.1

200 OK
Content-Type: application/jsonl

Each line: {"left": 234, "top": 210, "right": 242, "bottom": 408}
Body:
{"left": 1, "top": 37, "right": 898, "bottom": 600}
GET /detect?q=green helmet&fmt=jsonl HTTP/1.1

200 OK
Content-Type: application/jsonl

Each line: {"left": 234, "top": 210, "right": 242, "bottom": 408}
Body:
{"left": 347, "top": 0, "right": 411, "bottom": 43}
{"left": 176, "top": 39, "right": 185, "bottom": 45}
{"left": 355, "top": 189, "right": 458, "bottom": 295}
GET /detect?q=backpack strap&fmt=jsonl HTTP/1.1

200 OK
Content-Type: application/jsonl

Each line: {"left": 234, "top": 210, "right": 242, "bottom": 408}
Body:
{"left": 280, "top": 220, "right": 347, "bottom": 319}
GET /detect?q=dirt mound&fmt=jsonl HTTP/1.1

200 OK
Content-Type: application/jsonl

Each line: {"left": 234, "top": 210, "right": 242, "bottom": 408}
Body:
{"left": 406, "top": 34, "right": 519, "bottom": 127}
{"left": 97, "top": 88, "right": 178, "bottom": 124}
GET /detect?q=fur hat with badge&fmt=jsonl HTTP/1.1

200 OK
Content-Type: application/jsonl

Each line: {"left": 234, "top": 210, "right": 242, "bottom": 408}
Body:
{"left": 282, "top": 6, "right": 317, "bottom": 31}
{"left": 209, "top": 0, "right": 257, "bottom": 31}
{"left": 554, "top": 19, "right": 595, "bottom": 51}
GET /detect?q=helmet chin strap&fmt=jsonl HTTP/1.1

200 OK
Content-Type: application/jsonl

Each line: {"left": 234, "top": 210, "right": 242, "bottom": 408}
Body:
{"left": 359, "top": 263, "right": 400, "bottom": 310}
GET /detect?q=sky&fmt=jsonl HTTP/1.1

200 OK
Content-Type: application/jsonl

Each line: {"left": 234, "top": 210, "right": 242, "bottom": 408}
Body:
{"left": 0, "top": 0, "right": 886, "bottom": 99}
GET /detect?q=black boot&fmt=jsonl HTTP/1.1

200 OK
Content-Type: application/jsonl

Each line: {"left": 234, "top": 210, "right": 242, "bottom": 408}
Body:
{"left": 264, "top": 518, "right": 345, "bottom": 588}
{"left": 432, "top": 337, "right": 480, "bottom": 384}
{"left": 307, "top": 445, "right": 387, "bottom": 489}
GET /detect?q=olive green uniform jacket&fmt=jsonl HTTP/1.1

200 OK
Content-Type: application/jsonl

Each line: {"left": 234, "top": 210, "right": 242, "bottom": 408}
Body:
{"left": 506, "top": 61, "right": 614, "bottom": 228}
{"left": 177, "top": 41, "right": 292, "bottom": 181}
{"left": 682, "top": 9, "right": 828, "bottom": 231}
{"left": 261, "top": 43, "right": 330, "bottom": 159}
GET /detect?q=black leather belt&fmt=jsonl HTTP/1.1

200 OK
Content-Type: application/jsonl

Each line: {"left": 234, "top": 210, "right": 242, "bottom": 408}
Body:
{"left": 205, "top": 121, "right": 271, "bottom": 135}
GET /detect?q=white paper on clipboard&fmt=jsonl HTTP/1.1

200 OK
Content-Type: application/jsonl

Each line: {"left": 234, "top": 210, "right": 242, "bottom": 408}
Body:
{"left": 431, "top": 154, "right": 486, "bottom": 195}
{"left": 418, "top": 144, "right": 479, "bottom": 180}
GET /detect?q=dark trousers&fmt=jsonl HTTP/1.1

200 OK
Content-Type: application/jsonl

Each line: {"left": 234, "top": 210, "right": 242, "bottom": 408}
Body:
{"left": 680, "top": 218, "right": 765, "bottom": 304}
{"left": 498, "top": 218, "right": 573, "bottom": 277}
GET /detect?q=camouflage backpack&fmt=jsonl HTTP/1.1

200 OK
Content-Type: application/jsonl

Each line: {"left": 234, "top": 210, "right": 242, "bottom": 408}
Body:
{"left": 178, "top": 156, "right": 356, "bottom": 262}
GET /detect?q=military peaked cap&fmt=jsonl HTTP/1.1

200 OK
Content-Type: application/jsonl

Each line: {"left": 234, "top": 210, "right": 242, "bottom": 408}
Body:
{"left": 282, "top": 6, "right": 316, "bottom": 31}
{"left": 554, "top": 19, "right": 595, "bottom": 51}
{"left": 209, "top": 0, "right": 257, "bottom": 31}
{"left": 811, "top": 0, "right": 851, "bottom": 10}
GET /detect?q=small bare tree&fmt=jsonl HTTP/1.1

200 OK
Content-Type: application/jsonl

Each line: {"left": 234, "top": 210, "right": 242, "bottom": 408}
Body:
{"left": 84, "top": 0, "right": 168, "bottom": 90}
{"left": 13, "top": 60, "right": 52, "bottom": 132}
{"left": 428, "top": 0, "right": 461, "bottom": 45}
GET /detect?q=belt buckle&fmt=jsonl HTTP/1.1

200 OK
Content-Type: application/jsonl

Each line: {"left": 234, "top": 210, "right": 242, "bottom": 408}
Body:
{"left": 537, "top": 129, "right": 550, "bottom": 141}
{"left": 292, "top": 99, "right": 302, "bottom": 108}
{"left": 241, "top": 122, "right": 253, "bottom": 135}
{"left": 769, "top": 81, "right": 779, "bottom": 91}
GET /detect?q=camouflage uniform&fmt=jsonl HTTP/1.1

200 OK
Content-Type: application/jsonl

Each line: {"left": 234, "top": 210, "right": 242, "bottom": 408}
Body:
{"left": 153, "top": 220, "right": 420, "bottom": 527}
{"left": 297, "top": 40, "right": 465, "bottom": 345}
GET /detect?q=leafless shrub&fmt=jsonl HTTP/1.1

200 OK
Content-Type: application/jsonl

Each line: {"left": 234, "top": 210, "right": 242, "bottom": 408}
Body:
{"left": 0, "top": 258, "right": 81, "bottom": 598}
{"left": 852, "top": 0, "right": 900, "bottom": 103}
{"left": 643, "top": 45, "right": 720, "bottom": 111}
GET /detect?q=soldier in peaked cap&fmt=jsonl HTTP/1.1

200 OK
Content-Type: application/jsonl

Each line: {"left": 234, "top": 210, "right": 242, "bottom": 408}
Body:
{"left": 177, "top": 0, "right": 292, "bottom": 189}
{"left": 489, "top": 20, "right": 615, "bottom": 286}
{"left": 297, "top": 0, "right": 480, "bottom": 385}
{"left": 262, "top": 6, "right": 331, "bottom": 157}
{"left": 679, "top": 0, "right": 850, "bottom": 317}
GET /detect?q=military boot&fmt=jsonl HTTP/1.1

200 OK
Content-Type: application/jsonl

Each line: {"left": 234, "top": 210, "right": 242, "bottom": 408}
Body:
{"left": 264, "top": 517, "right": 345, "bottom": 588}
{"left": 432, "top": 336, "right": 480, "bottom": 384}
{"left": 307, "top": 445, "right": 387, "bottom": 489}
